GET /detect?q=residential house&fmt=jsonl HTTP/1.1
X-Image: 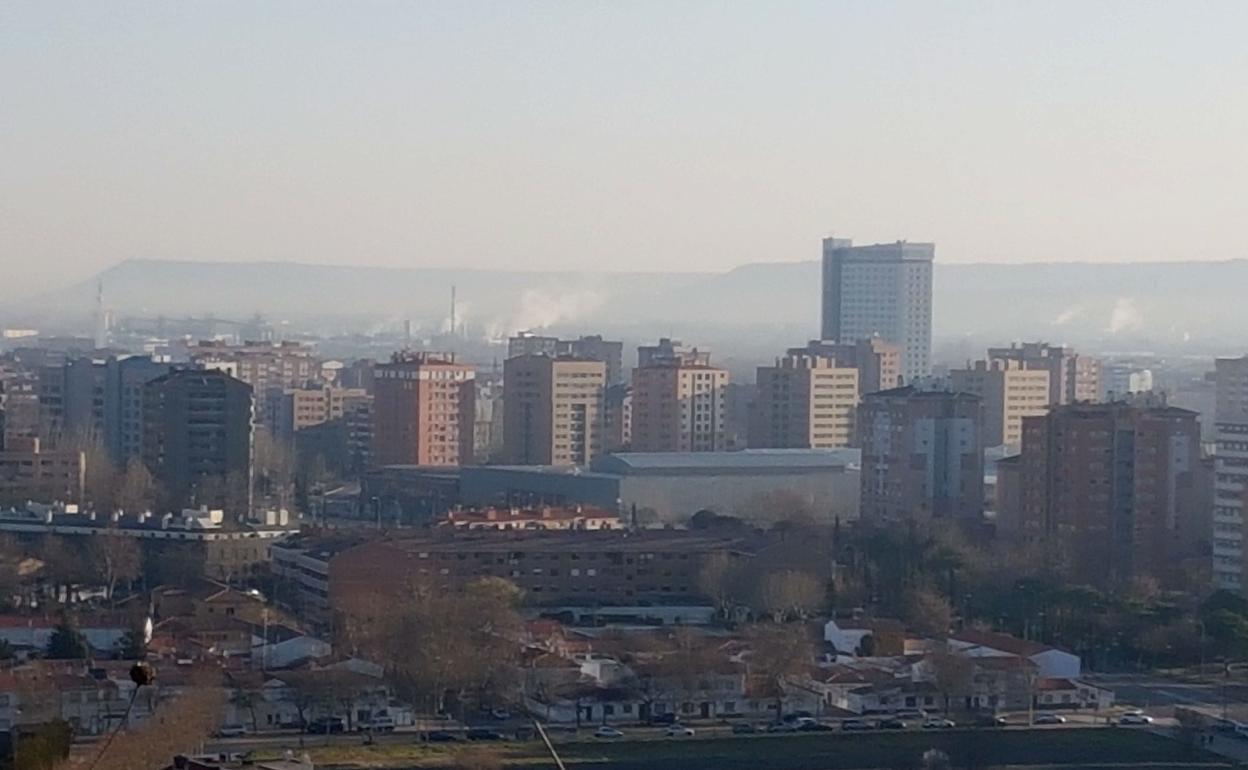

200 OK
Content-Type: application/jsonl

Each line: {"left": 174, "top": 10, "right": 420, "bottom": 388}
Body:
{"left": 1034, "top": 678, "right": 1115, "bottom": 711}
{"left": 947, "top": 629, "right": 1081, "bottom": 679}
{"left": 823, "top": 618, "right": 907, "bottom": 657}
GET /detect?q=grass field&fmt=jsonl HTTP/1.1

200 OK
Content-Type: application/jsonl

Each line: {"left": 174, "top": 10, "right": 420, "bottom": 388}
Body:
{"left": 292, "top": 728, "right": 1230, "bottom": 770}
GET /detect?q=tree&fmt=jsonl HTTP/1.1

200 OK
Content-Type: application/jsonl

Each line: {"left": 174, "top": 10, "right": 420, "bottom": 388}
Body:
{"left": 360, "top": 577, "right": 524, "bottom": 716}
{"left": 74, "top": 685, "right": 224, "bottom": 770}
{"left": 39, "top": 534, "right": 93, "bottom": 604}
{"left": 752, "top": 570, "right": 825, "bottom": 622}
{"left": 904, "top": 587, "right": 954, "bottom": 637}
{"left": 230, "top": 686, "right": 262, "bottom": 734}
{"left": 696, "top": 552, "right": 744, "bottom": 621}
{"left": 740, "top": 489, "right": 817, "bottom": 527}
{"left": 46, "top": 621, "right": 88, "bottom": 659}
{"left": 928, "top": 648, "right": 973, "bottom": 715}
{"left": 80, "top": 439, "right": 118, "bottom": 512}
{"left": 114, "top": 458, "right": 159, "bottom": 514}
{"left": 254, "top": 426, "right": 295, "bottom": 511}
{"left": 89, "top": 532, "right": 142, "bottom": 604}
{"left": 744, "top": 623, "right": 815, "bottom": 718}
{"left": 12, "top": 719, "right": 71, "bottom": 770}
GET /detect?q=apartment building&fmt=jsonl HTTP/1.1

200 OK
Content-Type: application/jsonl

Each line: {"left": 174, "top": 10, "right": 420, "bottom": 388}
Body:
{"left": 142, "top": 369, "right": 254, "bottom": 512}
{"left": 503, "top": 355, "right": 606, "bottom": 466}
{"left": 787, "top": 338, "right": 902, "bottom": 395}
{"left": 1016, "top": 401, "right": 1209, "bottom": 589}
{"left": 0, "top": 437, "right": 85, "bottom": 506}
{"left": 858, "top": 387, "right": 983, "bottom": 524}
{"left": 508, "top": 332, "right": 625, "bottom": 386}
{"left": 373, "top": 351, "right": 475, "bottom": 467}
{"left": 1214, "top": 356, "right": 1248, "bottom": 591}
{"left": 986, "top": 342, "right": 1100, "bottom": 405}
{"left": 750, "top": 354, "right": 859, "bottom": 449}
{"left": 950, "top": 358, "right": 1050, "bottom": 448}
{"left": 631, "top": 342, "right": 727, "bottom": 453}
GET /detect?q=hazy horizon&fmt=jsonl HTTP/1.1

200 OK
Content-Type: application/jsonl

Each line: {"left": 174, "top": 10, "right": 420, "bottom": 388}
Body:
{"left": 4, "top": 1, "right": 1248, "bottom": 296}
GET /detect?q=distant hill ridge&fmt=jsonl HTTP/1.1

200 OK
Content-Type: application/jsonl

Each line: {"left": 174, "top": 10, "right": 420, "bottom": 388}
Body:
{"left": 18, "top": 257, "right": 1248, "bottom": 346}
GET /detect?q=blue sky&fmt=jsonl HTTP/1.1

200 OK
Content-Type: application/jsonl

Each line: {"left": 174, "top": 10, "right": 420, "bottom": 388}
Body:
{"left": 2, "top": 1, "right": 1247, "bottom": 293}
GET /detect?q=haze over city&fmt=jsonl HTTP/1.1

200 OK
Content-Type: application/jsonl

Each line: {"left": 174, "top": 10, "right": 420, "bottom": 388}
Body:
{"left": 5, "top": 1, "right": 1248, "bottom": 298}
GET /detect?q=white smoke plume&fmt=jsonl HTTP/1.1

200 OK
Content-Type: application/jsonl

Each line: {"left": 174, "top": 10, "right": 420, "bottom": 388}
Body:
{"left": 1107, "top": 297, "right": 1145, "bottom": 334}
{"left": 483, "top": 288, "right": 606, "bottom": 341}
{"left": 1051, "top": 305, "right": 1085, "bottom": 326}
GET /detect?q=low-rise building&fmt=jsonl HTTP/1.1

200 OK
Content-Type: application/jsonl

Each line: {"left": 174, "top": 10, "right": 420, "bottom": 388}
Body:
{"left": 947, "top": 628, "right": 1081, "bottom": 680}
{"left": 329, "top": 531, "right": 749, "bottom": 614}
{"left": 441, "top": 505, "right": 621, "bottom": 531}
{"left": 0, "top": 503, "right": 297, "bottom": 583}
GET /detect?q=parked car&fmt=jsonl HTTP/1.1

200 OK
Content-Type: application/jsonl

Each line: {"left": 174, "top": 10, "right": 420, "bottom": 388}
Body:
{"left": 1118, "top": 713, "right": 1154, "bottom": 725}
{"left": 841, "top": 720, "right": 876, "bottom": 731}
{"left": 1034, "top": 714, "right": 1067, "bottom": 725}
{"left": 798, "top": 721, "right": 834, "bottom": 732}
{"left": 360, "top": 716, "right": 396, "bottom": 732}
{"left": 879, "top": 718, "right": 909, "bottom": 730}
{"left": 895, "top": 709, "right": 926, "bottom": 720}
{"left": 731, "top": 722, "right": 757, "bottom": 734}
{"left": 666, "top": 725, "right": 696, "bottom": 737}
{"left": 594, "top": 726, "right": 624, "bottom": 739}
{"left": 215, "top": 724, "right": 247, "bottom": 738}
{"left": 766, "top": 721, "right": 800, "bottom": 733}
{"left": 490, "top": 708, "right": 512, "bottom": 721}
{"left": 307, "top": 717, "right": 346, "bottom": 735}
{"left": 922, "top": 718, "right": 956, "bottom": 729}
{"left": 466, "top": 728, "right": 506, "bottom": 741}
{"left": 426, "top": 730, "right": 459, "bottom": 742}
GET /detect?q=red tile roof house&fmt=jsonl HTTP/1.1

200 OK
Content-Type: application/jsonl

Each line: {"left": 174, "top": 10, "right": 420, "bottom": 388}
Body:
{"left": 947, "top": 629, "right": 1081, "bottom": 679}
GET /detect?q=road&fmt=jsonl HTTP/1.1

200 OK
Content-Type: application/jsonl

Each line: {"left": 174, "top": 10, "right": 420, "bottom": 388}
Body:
{"left": 1088, "top": 673, "right": 1248, "bottom": 724}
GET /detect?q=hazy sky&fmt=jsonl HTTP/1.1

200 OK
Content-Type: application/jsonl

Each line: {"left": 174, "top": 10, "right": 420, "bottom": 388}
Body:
{"left": 3, "top": 1, "right": 1248, "bottom": 295}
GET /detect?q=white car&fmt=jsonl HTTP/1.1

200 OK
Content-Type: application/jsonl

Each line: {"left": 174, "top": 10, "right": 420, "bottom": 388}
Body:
{"left": 215, "top": 724, "right": 247, "bottom": 738}
{"left": 666, "top": 725, "right": 695, "bottom": 737}
{"left": 361, "top": 716, "right": 396, "bottom": 732}
{"left": 1118, "top": 713, "right": 1154, "bottom": 725}
{"left": 922, "top": 718, "right": 956, "bottom": 729}
{"left": 594, "top": 726, "right": 624, "bottom": 739}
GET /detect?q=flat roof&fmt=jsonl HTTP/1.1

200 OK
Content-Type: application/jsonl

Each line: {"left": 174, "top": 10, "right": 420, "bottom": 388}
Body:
{"left": 594, "top": 448, "right": 859, "bottom": 474}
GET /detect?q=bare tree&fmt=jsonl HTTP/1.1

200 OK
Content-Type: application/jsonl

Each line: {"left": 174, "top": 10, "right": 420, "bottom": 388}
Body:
{"left": 744, "top": 623, "right": 815, "bottom": 718}
{"left": 359, "top": 577, "right": 524, "bottom": 716}
{"left": 254, "top": 426, "right": 295, "bottom": 511}
{"left": 696, "top": 551, "right": 744, "bottom": 621}
{"left": 39, "top": 535, "right": 93, "bottom": 604}
{"left": 740, "top": 489, "right": 818, "bottom": 527}
{"left": 114, "top": 459, "right": 159, "bottom": 514}
{"left": 928, "top": 647, "right": 974, "bottom": 716}
{"left": 89, "top": 532, "right": 142, "bottom": 605}
{"left": 64, "top": 685, "right": 225, "bottom": 770}
{"left": 752, "top": 570, "right": 825, "bottom": 622}
{"left": 904, "top": 587, "right": 954, "bottom": 637}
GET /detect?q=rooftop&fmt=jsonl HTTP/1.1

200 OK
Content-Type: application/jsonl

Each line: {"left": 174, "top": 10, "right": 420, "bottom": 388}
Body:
{"left": 594, "top": 449, "right": 860, "bottom": 474}
{"left": 950, "top": 628, "right": 1054, "bottom": 657}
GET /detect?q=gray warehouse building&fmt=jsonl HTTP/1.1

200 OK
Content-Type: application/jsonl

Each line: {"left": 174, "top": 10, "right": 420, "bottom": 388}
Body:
{"left": 460, "top": 449, "right": 860, "bottom": 526}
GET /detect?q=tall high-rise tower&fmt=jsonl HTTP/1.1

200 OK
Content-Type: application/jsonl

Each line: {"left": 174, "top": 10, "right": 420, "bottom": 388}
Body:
{"left": 821, "top": 238, "right": 934, "bottom": 381}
